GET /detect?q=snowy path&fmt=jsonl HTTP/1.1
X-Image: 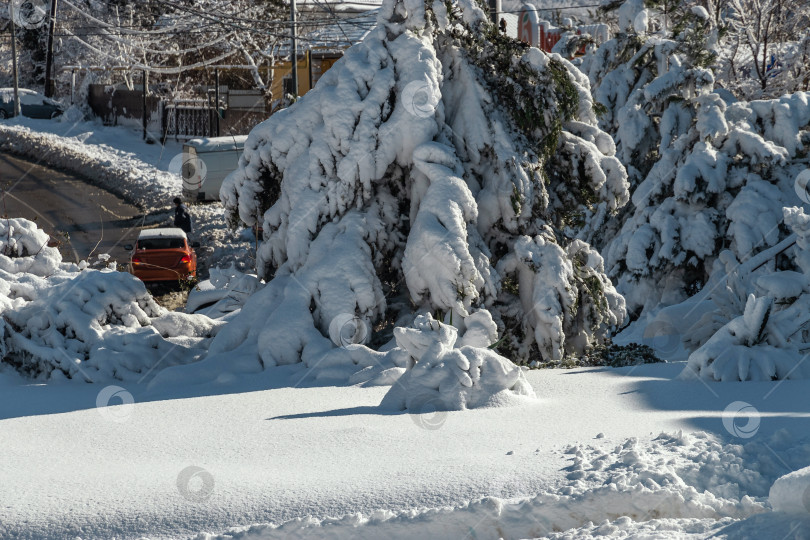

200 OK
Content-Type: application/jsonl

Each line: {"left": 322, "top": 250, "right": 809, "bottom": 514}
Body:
{"left": 3, "top": 362, "right": 810, "bottom": 539}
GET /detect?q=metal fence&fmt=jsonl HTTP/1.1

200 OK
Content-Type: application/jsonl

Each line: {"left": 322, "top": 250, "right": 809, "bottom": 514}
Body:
{"left": 163, "top": 102, "right": 217, "bottom": 140}
{"left": 87, "top": 85, "right": 267, "bottom": 140}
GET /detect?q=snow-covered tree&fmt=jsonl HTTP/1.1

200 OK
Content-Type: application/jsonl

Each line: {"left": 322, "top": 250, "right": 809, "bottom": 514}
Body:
{"left": 583, "top": 1, "right": 810, "bottom": 315}
{"left": 583, "top": 0, "right": 718, "bottom": 188}
{"left": 0, "top": 0, "right": 288, "bottom": 94}
{"left": 718, "top": 0, "right": 810, "bottom": 99}
{"left": 605, "top": 87, "right": 810, "bottom": 314}
{"left": 220, "top": 0, "right": 629, "bottom": 368}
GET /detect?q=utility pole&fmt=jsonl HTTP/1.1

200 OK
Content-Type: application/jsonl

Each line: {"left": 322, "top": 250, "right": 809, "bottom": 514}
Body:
{"left": 214, "top": 68, "right": 221, "bottom": 137}
{"left": 44, "top": 0, "right": 59, "bottom": 97}
{"left": 488, "top": 0, "right": 500, "bottom": 26}
{"left": 9, "top": 2, "right": 21, "bottom": 117}
{"left": 142, "top": 69, "right": 148, "bottom": 140}
{"left": 290, "top": 0, "right": 298, "bottom": 98}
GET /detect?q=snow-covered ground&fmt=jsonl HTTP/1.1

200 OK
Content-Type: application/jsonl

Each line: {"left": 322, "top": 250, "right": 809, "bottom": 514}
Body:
{"left": 3, "top": 4, "right": 810, "bottom": 537}
{"left": 2, "top": 359, "right": 810, "bottom": 539}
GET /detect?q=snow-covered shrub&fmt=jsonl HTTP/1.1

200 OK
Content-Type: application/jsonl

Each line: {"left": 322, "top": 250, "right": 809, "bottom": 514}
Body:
{"left": 0, "top": 218, "right": 61, "bottom": 276}
{"left": 220, "top": 0, "right": 629, "bottom": 369}
{"left": 380, "top": 314, "right": 534, "bottom": 411}
{"left": 715, "top": 1, "right": 810, "bottom": 100}
{"left": 185, "top": 265, "right": 264, "bottom": 319}
{"left": 681, "top": 207, "right": 810, "bottom": 381}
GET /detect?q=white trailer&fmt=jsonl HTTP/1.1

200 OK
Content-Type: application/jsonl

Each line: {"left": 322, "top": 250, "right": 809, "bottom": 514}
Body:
{"left": 181, "top": 135, "right": 248, "bottom": 202}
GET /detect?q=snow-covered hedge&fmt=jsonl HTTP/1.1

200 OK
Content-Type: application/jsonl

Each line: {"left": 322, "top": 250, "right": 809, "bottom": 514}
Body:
{"left": 0, "top": 218, "right": 61, "bottom": 276}
{"left": 219, "top": 0, "right": 629, "bottom": 371}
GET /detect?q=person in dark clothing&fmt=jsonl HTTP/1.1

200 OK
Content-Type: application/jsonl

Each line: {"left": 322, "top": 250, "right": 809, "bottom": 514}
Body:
{"left": 173, "top": 197, "right": 192, "bottom": 233}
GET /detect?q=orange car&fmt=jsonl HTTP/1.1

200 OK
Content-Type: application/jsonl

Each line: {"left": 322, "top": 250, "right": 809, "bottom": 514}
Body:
{"left": 126, "top": 228, "right": 199, "bottom": 282}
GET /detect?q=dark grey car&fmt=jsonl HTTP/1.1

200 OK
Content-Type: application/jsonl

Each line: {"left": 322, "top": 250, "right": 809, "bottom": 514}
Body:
{"left": 0, "top": 89, "right": 65, "bottom": 119}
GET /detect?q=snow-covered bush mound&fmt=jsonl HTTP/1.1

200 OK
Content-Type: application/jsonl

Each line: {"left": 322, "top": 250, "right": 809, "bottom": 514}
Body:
{"left": 380, "top": 314, "right": 534, "bottom": 411}
{"left": 0, "top": 217, "right": 61, "bottom": 276}
{"left": 770, "top": 466, "right": 810, "bottom": 514}
{"left": 3, "top": 269, "right": 211, "bottom": 381}
{"left": 681, "top": 207, "right": 810, "bottom": 382}
{"left": 219, "top": 0, "right": 629, "bottom": 373}
{"left": 0, "top": 218, "right": 214, "bottom": 381}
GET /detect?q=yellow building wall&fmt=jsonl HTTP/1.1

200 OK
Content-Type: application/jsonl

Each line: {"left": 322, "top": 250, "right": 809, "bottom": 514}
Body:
{"left": 270, "top": 55, "right": 313, "bottom": 100}
{"left": 270, "top": 54, "right": 342, "bottom": 103}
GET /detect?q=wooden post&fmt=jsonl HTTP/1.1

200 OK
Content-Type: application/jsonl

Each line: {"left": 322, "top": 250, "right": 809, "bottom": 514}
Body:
{"left": 307, "top": 49, "right": 313, "bottom": 91}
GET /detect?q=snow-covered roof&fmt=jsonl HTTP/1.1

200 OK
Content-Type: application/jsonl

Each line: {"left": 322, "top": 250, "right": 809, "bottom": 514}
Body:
{"left": 138, "top": 228, "right": 188, "bottom": 239}
{"left": 276, "top": 10, "right": 378, "bottom": 56}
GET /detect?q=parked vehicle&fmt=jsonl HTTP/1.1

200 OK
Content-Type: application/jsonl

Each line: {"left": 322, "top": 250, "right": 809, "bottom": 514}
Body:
{"left": 181, "top": 135, "right": 247, "bottom": 201}
{"left": 0, "top": 88, "right": 65, "bottom": 119}
{"left": 125, "top": 228, "right": 199, "bottom": 282}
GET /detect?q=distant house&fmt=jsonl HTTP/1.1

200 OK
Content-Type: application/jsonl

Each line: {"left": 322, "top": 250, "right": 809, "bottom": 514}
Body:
{"left": 516, "top": 4, "right": 609, "bottom": 55}
{"left": 269, "top": 9, "right": 378, "bottom": 107}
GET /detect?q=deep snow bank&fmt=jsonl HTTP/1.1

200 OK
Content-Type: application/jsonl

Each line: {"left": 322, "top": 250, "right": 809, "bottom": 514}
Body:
{"left": 0, "top": 120, "right": 177, "bottom": 210}
{"left": 194, "top": 430, "right": 801, "bottom": 540}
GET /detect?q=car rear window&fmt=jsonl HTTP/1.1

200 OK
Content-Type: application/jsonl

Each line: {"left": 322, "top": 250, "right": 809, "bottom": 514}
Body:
{"left": 137, "top": 238, "right": 185, "bottom": 249}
